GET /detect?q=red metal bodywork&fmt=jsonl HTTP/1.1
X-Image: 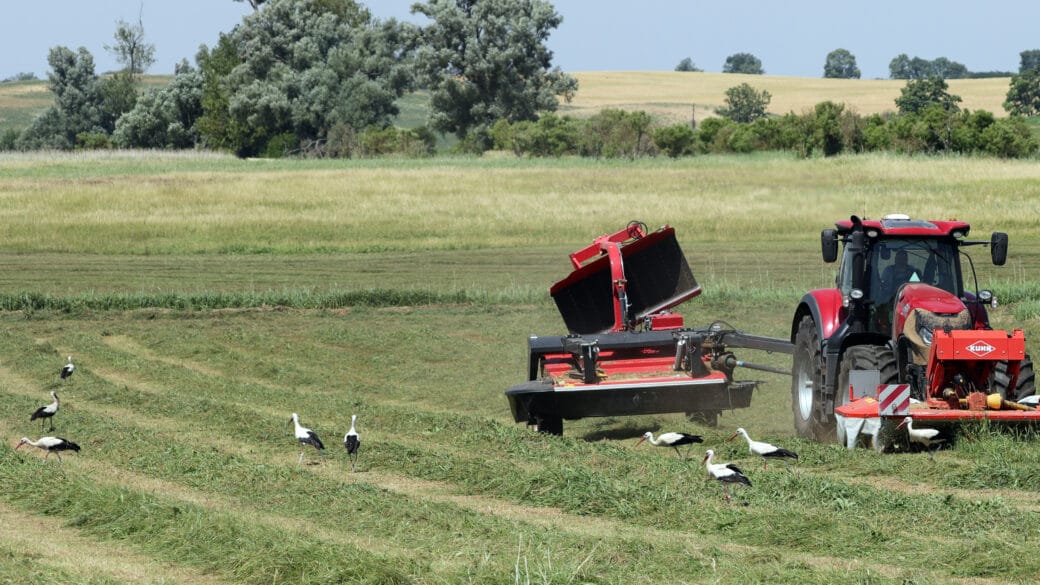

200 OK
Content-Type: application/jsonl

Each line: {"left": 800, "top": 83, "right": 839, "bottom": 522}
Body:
{"left": 506, "top": 223, "right": 789, "bottom": 433}
{"left": 837, "top": 326, "right": 1032, "bottom": 424}
{"left": 834, "top": 218, "right": 971, "bottom": 238}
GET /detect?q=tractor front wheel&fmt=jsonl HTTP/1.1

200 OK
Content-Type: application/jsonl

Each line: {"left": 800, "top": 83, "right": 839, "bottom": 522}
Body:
{"left": 792, "top": 315, "right": 830, "bottom": 441}
{"left": 837, "top": 344, "right": 901, "bottom": 451}
{"left": 992, "top": 355, "right": 1037, "bottom": 402}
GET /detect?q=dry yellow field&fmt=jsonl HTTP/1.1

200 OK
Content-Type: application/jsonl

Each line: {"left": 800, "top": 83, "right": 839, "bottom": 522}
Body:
{"left": 564, "top": 71, "right": 1013, "bottom": 124}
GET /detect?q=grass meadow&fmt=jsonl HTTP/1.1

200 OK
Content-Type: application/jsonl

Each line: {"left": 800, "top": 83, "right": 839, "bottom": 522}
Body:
{"left": 3, "top": 150, "right": 1040, "bottom": 585}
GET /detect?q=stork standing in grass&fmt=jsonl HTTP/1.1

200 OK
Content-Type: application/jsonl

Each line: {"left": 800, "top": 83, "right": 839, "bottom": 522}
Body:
{"left": 896, "top": 416, "right": 944, "bottom": 460}
{"left": 290, "top": 412, "right": 324, "bottom": 464}
{"left": 703, "top": 449, "right": 751, "bottom": 503}
{"left": 635, "top": 431, "right": 703, "bottom": 460}
{"left": 343, "top": 414, "right": 360, "bottom": 472}
{"left": 30, "top": 391, "right": 60, "bottom": 432}
{"left": 60, "top": 356, "right": 74, "bottom": 381}
{"left": 729, "top": 427, "right": 799, "bottom": 470}
{"left": 15, "top": 437, "right": 80, "bottom": 462}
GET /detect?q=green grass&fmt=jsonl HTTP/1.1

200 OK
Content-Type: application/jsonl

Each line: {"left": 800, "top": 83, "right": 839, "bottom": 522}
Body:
{"left": 1, "top": 152, "right": 1040, "bottom": 583}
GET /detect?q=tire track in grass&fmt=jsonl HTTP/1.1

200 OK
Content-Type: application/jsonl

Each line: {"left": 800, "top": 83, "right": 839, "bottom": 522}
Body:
{"left": 100, "top": 334, "right": 279, "bottom": 391}
{"left": 0, "top": 364, "right": 1009, "bottom": 584}
{"left": 0, "top": 501, "right": 233, "bottom": 585}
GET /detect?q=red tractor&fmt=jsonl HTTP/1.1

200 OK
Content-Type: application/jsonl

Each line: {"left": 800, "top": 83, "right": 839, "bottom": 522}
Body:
{"left": 791, "top": 214, "right": 1037, "bottom": 447}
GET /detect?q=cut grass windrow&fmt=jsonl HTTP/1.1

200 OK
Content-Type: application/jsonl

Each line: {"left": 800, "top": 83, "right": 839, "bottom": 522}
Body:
{"left": 3, "top": 321, "right": 1040, "bottom": 583}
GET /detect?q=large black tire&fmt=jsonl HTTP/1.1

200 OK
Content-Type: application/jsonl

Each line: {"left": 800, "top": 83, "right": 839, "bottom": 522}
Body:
{"left": 837, "top": 345, "right": 901, "bottom": 450}
{"left": 792, "top": 315, "right": 831, "bottom": 441}
{"left": 992, "top": 355, "right": 1037, "bottom": 402}
{"left": 836, "top": 345, "right": 898, "bottom": 410}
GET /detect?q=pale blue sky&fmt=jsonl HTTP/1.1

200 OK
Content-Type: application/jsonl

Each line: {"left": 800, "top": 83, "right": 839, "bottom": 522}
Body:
{"left": 2, "top": 1, "right": 1038, "bottom": 81}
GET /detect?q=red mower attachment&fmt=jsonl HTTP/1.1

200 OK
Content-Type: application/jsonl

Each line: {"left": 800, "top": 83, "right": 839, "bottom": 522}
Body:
{"left": 505, "top": 222, "right": 792, "bottom": 436}
{"left": 836, "top": 328, "right": 1037, "bottom": 450}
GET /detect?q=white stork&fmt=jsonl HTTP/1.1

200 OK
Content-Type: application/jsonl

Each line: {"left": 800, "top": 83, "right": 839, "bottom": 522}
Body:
{"left": 290, "top": 412, "right": 325, "bottom": 464}
{"left": 30, "top": 391, "right": 60, "bottom": 432}
{"left": 729, "top": 427, "right": 799, "bottom": 470}
{"left": 60, "top": 356, "right": 74, "bottom": 381}
{"left": 343, "top": 414, "right": 360, "bottom": 472}
{"left": 896, "top": 416, "right": 944, "bottom": 459}
{"left": 703, "top": 449, "right": 752, "bottom": 503}
{"left": 15, "top": 436, "right": 81, "bottom": 462}
{"left": 636, "top": 431, "right": 703, "bottom": 460}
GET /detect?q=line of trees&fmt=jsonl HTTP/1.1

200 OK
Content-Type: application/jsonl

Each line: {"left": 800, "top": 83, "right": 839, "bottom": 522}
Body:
{"left": 3, "top": 0, "right": 577, "bottom": 157}
{"left": 673, "top": 49, "right": 1038, "bottom": 80}
{"left": 490, "top": 77, "right": 1038, "bottom": 160}
{"left": 3, "top": 0, "right": 1039, "bottom": 160}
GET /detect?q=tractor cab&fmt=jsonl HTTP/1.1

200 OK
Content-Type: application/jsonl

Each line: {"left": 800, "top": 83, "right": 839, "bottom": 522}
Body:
{"left": 824, "top": 214, "right": 1003, "bottom": 338}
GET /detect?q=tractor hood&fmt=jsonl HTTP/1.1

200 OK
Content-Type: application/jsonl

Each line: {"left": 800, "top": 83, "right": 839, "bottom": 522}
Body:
{"left": 897, "top": 283, "right": 972, "bottom": 366}
{"left": 896, "top": 283, "right": 966, "bottom": 316}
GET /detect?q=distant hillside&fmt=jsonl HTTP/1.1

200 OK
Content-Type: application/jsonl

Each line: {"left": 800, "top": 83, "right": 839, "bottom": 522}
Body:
{"left": 0, "top": 71, "right": 1015, "bottom": 134}
{"left": 564, "top": 71, "right": 1013, "bottom": 125}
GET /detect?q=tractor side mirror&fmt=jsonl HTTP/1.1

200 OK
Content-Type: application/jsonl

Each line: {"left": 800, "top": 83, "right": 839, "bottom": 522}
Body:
{"left": 821, "top": 229, "right": 838, "bottom": 263}
{"left": 991, "top": 232, "right": 1008, "bottom": 266}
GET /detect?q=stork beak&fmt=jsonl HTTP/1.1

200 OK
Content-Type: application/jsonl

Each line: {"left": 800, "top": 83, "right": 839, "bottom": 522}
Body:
{"left": 635, "top": 437, "right": 646, "bottom": 446}
{"left": 727, "top": 433, "right": 738, "bottom": 441}
{"left": 701, "top": 453, "right": 709, "bottom": 463}
{"left": 896, "top": 419, "right": 908, "bottom": 429}
{"left": 14, "top": 442, "right": 23, "bottom": 450}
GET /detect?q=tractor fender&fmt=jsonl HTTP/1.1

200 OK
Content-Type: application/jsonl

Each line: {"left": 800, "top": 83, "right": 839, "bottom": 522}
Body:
{"left": 791, "top": 289, "right": 845, "bottom": 344}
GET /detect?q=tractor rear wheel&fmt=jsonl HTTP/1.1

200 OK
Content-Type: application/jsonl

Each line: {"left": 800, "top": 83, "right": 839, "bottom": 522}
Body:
{"left": 837, "top": 345, "right": 900, "bottom": 450}
{"left": 792, "top": 315, "right": 830, "bottom": 441}
{"left": 992, "top": 355, "right": 1037, "bottom": 402}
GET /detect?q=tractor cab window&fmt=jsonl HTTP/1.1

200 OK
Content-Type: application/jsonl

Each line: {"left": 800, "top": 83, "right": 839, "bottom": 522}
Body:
{"left": 870, "top": 239, "right": 960, "bottom": 303}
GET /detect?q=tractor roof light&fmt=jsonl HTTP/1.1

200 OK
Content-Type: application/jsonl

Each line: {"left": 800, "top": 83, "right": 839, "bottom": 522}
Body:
{"left": 883, "top": 213, "right": 912, "bottom": 221}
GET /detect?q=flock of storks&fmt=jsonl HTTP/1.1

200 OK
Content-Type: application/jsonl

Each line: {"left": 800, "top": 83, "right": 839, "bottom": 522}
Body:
{"left": 18, "top": 355, "right": 942, "bottom": 503}
{"left": 13, "top": 355, "right": 364, "bottom": 471}
{"left": 15, "top": 357, "right": 79, "bottom": 461}
{"left": 637, "top": 427, "right": 799, "bottom": 502}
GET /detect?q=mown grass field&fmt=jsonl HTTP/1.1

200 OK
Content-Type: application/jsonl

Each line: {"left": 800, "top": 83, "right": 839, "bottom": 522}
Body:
{"left": 2, "top": 151, "right": 1040, "bottom": 584}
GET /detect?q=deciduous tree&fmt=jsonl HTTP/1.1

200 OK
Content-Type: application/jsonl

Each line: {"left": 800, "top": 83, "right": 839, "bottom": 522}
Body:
{"left": 823, "top": 49, "right": 860, "bottom": 79}
{"left": 895, "top": 77, "right": 961, "bottom": 115}
{"left": 723, "top": 52, "right": 764, "bottom": 75}
{"left": 716, "top": 83, "right": 771, "bottom": 123}
{"left": 105, "top": 15, "right": 155, "bottom": 78}
{"left": 411, "top": 0, "right": 577, "bottom": 150}
{"left": 1019, "top": 50, "right": 1040, "bottom": 73}
{"left": 1004, "top": 68, "right": 1040, "bottom": 116}
{"left": 17, "top": 47, "right": 104, "bottom": 149}
{"left": 198, "top": 0, "right": 414, "bottom": 156}
{"left": 675, "top": 57, "right": 701, "bottom": 72}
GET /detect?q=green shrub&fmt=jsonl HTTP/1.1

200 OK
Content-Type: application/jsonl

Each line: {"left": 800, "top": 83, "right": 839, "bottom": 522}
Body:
{"left": 580, "top": 109, "right": 656, "bottom": 158}
{"left": 75, "top": 132, "right": 113, "bottom": 150}
{"left": 981, "top": 117, "right": 1039, "bottom": 158}
{"left": 261, "top": 132, "right": 298, "bottom": 158}
{"left": 651, "top": 124, "right": 696, "bottom": 157}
